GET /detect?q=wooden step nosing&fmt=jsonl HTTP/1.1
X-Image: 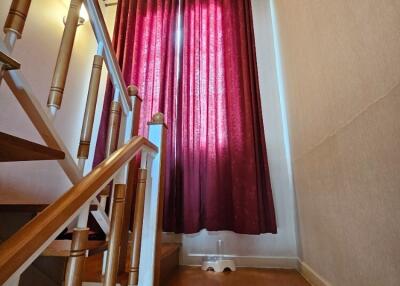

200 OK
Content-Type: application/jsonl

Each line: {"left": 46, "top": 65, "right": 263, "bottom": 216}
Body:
{"left": 0, "top": 131, "right": 65, "bottom": 162}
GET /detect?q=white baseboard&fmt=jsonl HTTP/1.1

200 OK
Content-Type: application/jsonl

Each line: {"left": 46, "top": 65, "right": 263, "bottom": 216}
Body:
{"left": 181, "top": 253, "right": 299, "bottom": 269}
{"left": 298, "top": 261, "right": 331, "bottom": 286}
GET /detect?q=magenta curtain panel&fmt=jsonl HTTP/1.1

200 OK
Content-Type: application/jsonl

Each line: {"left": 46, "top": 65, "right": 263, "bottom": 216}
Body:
{"left": 94, "top": 0, "right": 179, "bottom": 167}
{"left": 94, "top": 0, "right": 277, "bottom": 234}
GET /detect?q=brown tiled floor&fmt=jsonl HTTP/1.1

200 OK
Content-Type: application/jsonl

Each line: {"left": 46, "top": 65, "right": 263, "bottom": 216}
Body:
{"left": 164, "top": 267, "right": 311, "bottom": 286}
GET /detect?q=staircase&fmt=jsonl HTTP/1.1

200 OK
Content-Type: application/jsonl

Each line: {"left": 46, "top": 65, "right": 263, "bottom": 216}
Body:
{"left": 82, "top": 243, "right": 180, "bottom": 286}
{"left": 0, "top": 1, "right": 178, "bottom": 285}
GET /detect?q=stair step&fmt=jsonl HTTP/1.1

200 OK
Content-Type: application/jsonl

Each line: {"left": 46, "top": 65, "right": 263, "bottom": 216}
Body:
{"left": 42, "top": 240, "right": 108, "bottom": 257}
{"left": 0, "top": 204, "right": 48, "bottom": 213}
{"left": 0, "top": 49, "right": 20, "bottom": 70}
{"left": 82, "top": 243, "right": 181, "bottom": 284}
{"left": 160, "top": 243, "right": 180, "bottom": 284}
{"left": 0, "top": 132, "right": 65, "bottom": 162}
{"left": 161, "top": 243, "right": 180, "bottom": 258}
{"left": 0, "top": 204, "right": 100, "bottom": 213}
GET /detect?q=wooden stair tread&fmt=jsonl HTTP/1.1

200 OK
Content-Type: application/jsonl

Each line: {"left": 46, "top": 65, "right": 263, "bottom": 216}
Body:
{"left": 0, "top": 132, "right": 65, "bottom": 162}
{"left": 42, "top": 240, "right": 108, "bottom": 257}
{"left": 0, "top": 203, "right": 99, "bottom": 212}
{"left": 0, "top": 49, "right": 20, "bottom": 70}
{"left": 0, "top": 204, "right": 48, "bottom": 212}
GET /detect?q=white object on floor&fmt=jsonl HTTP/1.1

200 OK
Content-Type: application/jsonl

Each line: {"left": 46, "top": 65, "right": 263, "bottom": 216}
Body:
{"left": 201, "top": 259, "right": 236, "bottom": 272}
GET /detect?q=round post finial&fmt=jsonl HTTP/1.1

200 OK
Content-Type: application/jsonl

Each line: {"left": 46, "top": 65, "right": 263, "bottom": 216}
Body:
{"left": 127, "top": 85, "right": 139, "bottom": 97}
{"left": 151, "top": 112, "right": 165, "bottom": 124}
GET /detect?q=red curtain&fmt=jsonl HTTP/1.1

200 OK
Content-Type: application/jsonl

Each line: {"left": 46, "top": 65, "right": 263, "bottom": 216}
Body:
{"left": 94, "top": 0, "right": 179, "bottom": 166}
{"left": 94, "top": 0, "right": 277, "bottom": 234}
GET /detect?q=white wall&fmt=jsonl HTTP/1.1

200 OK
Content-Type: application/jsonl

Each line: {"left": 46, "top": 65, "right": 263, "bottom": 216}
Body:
{"left": 165, "top": 0, "right": 299, "bottom": 268}
{"left": 0, "top": 0, "right": 116, "bottom": 203}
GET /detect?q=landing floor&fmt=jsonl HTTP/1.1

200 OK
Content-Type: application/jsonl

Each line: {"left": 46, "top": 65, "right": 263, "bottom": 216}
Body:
{"left": 164, "top": 267, "right": 311, "bottom": 286}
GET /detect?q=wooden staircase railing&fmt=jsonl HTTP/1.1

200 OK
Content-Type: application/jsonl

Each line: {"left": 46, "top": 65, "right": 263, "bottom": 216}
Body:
{"left": 0, "top": 0, "right": 82, "bottom": 183}
{"left": 0, "top": 0, "right": 136, "bottom": 182}
{"left": 0, "top": 0, "right": 168, "bottom": 285}
{"left": 0, "top": 135, "right": 159, "bottom": 285}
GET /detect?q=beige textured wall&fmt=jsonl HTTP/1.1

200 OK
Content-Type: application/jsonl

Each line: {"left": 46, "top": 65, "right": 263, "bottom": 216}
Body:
{"left": 273, "top": 0, "right": 400, "bottom": 285}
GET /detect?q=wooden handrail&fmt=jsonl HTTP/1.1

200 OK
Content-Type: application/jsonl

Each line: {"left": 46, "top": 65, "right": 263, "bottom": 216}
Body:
{"left": 0, "top": 136, "right": 157, "bottom": 285}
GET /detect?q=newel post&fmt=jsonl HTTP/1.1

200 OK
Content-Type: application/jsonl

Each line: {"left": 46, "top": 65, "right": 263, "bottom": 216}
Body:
{"left": 138, "top": 113, "right": 167, "bottom": 286}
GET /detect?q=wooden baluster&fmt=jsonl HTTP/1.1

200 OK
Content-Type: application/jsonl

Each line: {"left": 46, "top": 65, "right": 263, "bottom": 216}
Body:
{"left": 1, "top": 0, "right": 31, "bottom": 84}
{"left": 99, "top": 191, "right": 108, "bottom": 210}
{"left": 64, "top": 227, "right": 89, "bottom": 286}
{"left": 118, "top": 85, "right": 142, "bottom": 274}
{"left": 105, "top": 99, "right": 122, "bottom": 158}
{"left": 102, "top": 92, "right": 122, "bottom": 214}
{"left": 77, "top": 54, "right": 104, "bottom": 170}
{"left": 91, "top": 91, "right": 123, "bottom": 264}
{"left": 127, "top": 85, "right": 142, "bottom": 136}
{"left": 64, "top": 203, "right": 90, "bottom": 286}
{"left": 4, "top": 0, "right": 32, "bottom": 40}
{"left": 47, "top": 0, "right": 83, "bottom": 115}
{"left": 103, "top": 184, "right": 126, "bottom": 286}
{"left": 128, "top": 167, "right": 147, "bottom": 286}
